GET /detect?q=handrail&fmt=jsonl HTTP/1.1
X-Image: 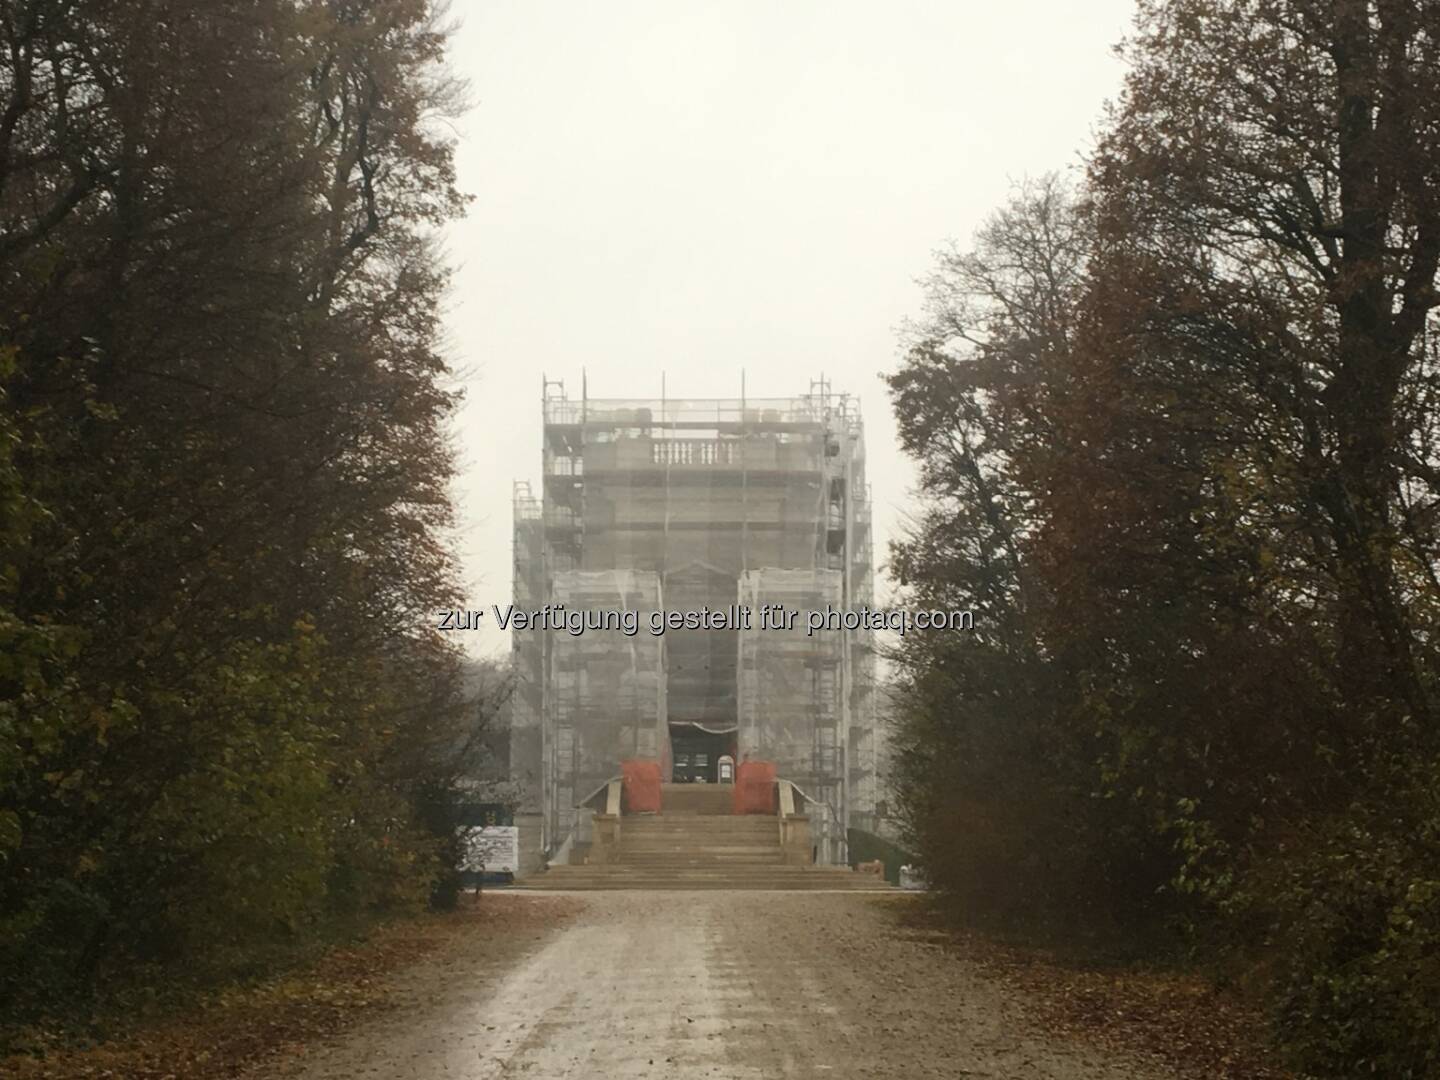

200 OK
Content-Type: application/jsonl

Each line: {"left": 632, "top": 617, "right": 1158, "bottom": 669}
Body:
{"left": 546, "top": 776, "right": 623, "bottom": 866}
{"left": 775, "top": 777, "right": 817, "bottom": 816}
{"left": 779, "top": 780, "right": 797, "bottom": 819}
{"left": 775, "top": 776, "right": 846, "bottom": 859}
{"left": 575, "top": 776, "right": 622, "bottom": 812}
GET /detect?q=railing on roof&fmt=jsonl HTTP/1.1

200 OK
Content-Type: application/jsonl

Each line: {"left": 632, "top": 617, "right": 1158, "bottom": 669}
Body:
{"left": 651, "top": 439, "right": 737, "bottom": 466}
{"left": 543, "top": 396, "right": 856, "bottom": 428}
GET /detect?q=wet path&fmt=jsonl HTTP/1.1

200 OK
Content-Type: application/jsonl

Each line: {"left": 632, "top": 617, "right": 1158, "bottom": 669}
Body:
{"left": 263, "top": 892, "right": 1166, "bottom": 1080}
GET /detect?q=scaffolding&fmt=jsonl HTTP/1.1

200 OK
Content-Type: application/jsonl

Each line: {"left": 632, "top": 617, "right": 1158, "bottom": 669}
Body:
{"left": 547, "top": 570, "right": 666, "bottom": 826}
{"left": 513, "top": 377, "right": 877, "bottom": 861}
{"left": 737, "top": 568, "right": 846, "bottom": 861}
{"left": 509, "top": 481, "right": 544, "bottom": 816}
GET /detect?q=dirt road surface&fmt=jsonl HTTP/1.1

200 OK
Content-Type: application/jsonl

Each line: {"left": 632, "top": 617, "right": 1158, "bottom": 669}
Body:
{"left": 260, "top": 891, "right": 1170, "bottom": 1080}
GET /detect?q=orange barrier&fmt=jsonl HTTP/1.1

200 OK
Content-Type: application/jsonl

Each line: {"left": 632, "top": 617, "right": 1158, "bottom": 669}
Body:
{"left": 733, "top": 760, "right": 777, "bottom": 815}
{"left": 621, "top": 759, "right": 662, "bottom": 813}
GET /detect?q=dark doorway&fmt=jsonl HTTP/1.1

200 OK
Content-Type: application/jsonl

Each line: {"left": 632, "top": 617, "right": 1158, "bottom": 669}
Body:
{"left": 669, "top": 724, "right": 735, "bottom": 783}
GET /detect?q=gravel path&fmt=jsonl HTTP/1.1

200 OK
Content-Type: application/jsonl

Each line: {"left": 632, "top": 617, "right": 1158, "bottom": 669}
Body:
{"left": 259, "top": 891, "right": 1169, "bottom": 1080}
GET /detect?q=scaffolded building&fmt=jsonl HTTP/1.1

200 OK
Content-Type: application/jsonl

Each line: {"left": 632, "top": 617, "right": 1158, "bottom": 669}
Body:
{"left": 511, "top": 379, "right": 877, "bottom": 863}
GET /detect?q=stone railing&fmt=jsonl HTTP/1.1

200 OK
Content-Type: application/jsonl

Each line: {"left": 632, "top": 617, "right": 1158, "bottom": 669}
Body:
{"left": 562, "top": 777, "right": 623, "bottom": 866}
{"left": 582, "top": 777, "right": 623, "bottom": 865}
{"left": 776, "top": 779, "right": 814, "bottom": 866}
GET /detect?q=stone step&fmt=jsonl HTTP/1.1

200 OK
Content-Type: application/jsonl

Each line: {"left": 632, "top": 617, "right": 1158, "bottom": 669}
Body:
{"left": 619, "top": 841, "right": 780, "bottom": 851}
{"left": 619, "top": 835, "right": 777, "bottom": 840}
{"left": 657, "top": 784, "right": 736, "bottom": 815}
{"left": 622, "top": 819, "right": 775, "bottom": 831}
{"left": 512, "top": 883, "right": 889, "bottom": 891}
{"left": 622, "top": 835, "right": 779, "bottom": 842}
{"left": 514, "top": 885, "right": 886, "bottom": 892}
{"left": 616, "top": 858, "right": 794, "bottom": 869}
{"left": 542, "top": 791, "right": 875, "bottom": 891}
{"left": 618, "top": 844, "right": 782, "bottom": 853}
{"left": 541, "top": 869, "right": 829, "bottom": 875}
{"left": 621, "top": 845, "right": 780, "bottom": 853}
{"left": 626, "top": 819, "right": 771, "bottom": 823}
{"left": 532, "top": 866, "right": 873, "bottom": 879}
{"left": 624, "top": 835, "right": 775, "bottom": 839}
{"left": 520, "top": 873, "right": 878, "bottom": 882}
{"left": 621, "top": 835, "right": 778, "bottom": 844}
{"left": 514, "top": 869, "right": 889, "bottom": 891}
{"left": 552, "top": 870, "right": 817, "bottom": 878}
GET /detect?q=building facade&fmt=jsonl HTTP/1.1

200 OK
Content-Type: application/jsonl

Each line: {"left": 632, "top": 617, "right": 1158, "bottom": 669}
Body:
{"left": 510, "top": 379, "right": 877, "bottom": 863}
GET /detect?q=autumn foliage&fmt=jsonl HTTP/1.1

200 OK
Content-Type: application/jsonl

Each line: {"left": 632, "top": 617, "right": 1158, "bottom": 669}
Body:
{"left": 0, "top": 0, "right": 491, "bottom": 1033}
{"left": 888, "top": 2, "right": 1440, "bottom": 1074}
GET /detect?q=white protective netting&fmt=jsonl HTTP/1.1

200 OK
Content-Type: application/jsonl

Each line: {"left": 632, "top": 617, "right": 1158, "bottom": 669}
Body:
{"left": 546, "top": 569, "right": 666, "bottom": 839}
{"left": 509, "top": 482, "right": 545, "bottom": 815}
{"left": 515, "top": 385, "right": 877, "bottom": 861}
{"left": 737, "top": 568, "right": 847, "bottom": 860}
{"left": 575, "top": 397, "right": 832, "bottom": 740}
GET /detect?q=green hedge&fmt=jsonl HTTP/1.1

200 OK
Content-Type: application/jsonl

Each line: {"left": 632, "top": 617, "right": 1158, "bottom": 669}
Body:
{"left": 847, "top": 828, "right": 916, "bottom": 886}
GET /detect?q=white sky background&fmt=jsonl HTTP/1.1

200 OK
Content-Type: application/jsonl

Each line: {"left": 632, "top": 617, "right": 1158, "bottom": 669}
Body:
{"left": 443, "top": 0, "right": 1138, "bottom": 658}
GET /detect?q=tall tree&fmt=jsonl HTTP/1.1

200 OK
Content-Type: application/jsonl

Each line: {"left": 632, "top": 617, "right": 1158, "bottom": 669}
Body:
{"left": 1088, "top": 0, "right": 1440, "bottom": 724}
{"left": 890, "top": 2, "right": 1440, "bottom": 1072}
{"left": 0, "top": 0, "right": 479, "bottom": 1021}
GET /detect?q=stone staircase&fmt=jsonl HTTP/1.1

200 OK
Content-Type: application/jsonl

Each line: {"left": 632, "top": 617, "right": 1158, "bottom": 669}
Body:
{"left": 517, "top": 784, "right": 890, "bottom": 891}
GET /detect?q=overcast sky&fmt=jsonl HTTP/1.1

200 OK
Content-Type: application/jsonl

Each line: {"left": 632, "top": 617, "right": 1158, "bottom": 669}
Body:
{"left": 444, "top": 0, "right": 1138, "bottom": 658}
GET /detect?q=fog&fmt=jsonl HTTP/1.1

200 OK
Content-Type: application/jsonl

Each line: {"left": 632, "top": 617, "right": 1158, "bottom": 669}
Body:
{"left": 443, "top": 0, "right": 1137, "bottom": 655}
